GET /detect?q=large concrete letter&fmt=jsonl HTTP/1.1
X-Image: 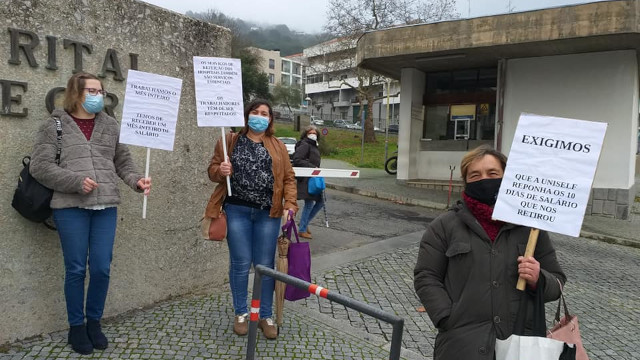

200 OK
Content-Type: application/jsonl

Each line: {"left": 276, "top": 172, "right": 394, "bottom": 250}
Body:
{"left": 98, "top": 49, "right": 124, "bottom": 81}
{"left": 7, "top": 28, "right": 39, "bottom": 67}
{"left": 0, "top": 79, "right": 28, "bottom": 117}
{"left": 63, "top": 39, "right": 93, "bottom": 73}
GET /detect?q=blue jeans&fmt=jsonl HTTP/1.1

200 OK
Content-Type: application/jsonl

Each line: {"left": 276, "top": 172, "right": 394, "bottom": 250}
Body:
{"left": 53, "top": 207, "right": 117, "bottom": 326}
{"left": 298, "top": 198, "right": 324, "bottom": 233}
{"left": 224, "top": 203, "right": 281, "bottom": 318}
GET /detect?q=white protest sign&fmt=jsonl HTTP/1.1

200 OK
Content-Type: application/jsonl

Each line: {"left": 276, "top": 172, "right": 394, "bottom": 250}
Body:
{"left": 120, "top": 70, "right": 182, "bottom": 151}
{"left": 193, "top": 56, "right": 244, "bottom": 127}
{"left": 492, "top": 113, "right": 607, "bottom": 237}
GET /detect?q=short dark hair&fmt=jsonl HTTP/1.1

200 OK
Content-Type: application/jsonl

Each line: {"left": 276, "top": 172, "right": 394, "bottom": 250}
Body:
{"left": 241, "top": 99, "right": 275, "bottom": 137}
{"left": 63, "top": 72, "right": 104, "bottom": 113}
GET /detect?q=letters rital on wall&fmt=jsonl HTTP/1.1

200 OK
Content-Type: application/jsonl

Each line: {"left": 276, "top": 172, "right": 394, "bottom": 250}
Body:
{"left": 1, "top": 28, "right": 139, "bottom": 118}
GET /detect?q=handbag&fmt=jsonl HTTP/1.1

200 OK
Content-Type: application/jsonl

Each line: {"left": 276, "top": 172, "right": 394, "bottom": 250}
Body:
{"left": 547, "top": 282, "right": 589, "bottom": 360}
{"left": 200, "top": 210, "right": 227, "bottom": 241}
{"left": 307, "top": 176, "right": 325, "bottom": 196}
{"left": 284, "top": 219, "right": 311, "bottom": 301}
{"left": 496, "top": 276, "right": 576, "bottom": 360}
{"left": 11, "top": 116, "right": 62, "bottom": 223}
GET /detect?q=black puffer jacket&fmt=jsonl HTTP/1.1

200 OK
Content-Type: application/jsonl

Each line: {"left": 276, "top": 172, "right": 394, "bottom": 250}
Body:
{"left": 292, "top": 137, "right": 322, "bottom": 201}
{"left": 414, "top": 201, "right": 566, "bottom": 360}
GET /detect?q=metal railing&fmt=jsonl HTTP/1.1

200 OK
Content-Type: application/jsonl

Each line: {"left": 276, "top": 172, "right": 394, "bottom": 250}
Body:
{"left": 246, "top": 265, "right": 405, "bottom": 360}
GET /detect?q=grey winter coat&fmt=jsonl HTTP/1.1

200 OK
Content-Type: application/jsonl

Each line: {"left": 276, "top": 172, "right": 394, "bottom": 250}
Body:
{"left": 30, "top": 109, "right": 143, "bottom": 209}
{"left": 292, "top": 137, "right": 322, "bottom": 201}
{"left": 414, "top": 201, "right": 566, "bottom": 360}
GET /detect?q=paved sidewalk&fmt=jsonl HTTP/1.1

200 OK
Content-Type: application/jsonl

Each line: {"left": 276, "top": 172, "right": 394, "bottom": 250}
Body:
{"left": 2, "top": 160, "right": 638, "bottom": 360}
{"left": 322, "top": 159, "right": 640, "bottom": 248}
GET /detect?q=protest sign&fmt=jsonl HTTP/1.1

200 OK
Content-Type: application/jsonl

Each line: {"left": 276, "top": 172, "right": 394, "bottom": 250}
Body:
{"left": 120, "top": 70, "right": 182, "bottom": 151}
{"left": 193, "top": 56, "right": 244, "bottom": 127}
{"left": 493, "top": 113, "right": 607, "bottom": 237}
{"left": 119, "top": 69, "right": 183, "bottom": 218}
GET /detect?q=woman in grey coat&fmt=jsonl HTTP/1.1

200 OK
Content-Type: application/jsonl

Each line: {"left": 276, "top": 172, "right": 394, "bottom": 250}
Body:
{"left": 414, "top": 145, "right": 566, "bottom": 360}
{"left": 30, "top": 73, "right": 151, "bottom": 355}
{"left": 293, "top": 125, "right": 323, "bottom": 238}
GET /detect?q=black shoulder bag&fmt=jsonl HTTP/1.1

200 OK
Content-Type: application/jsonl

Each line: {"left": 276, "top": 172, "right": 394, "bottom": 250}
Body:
{"left": 11, "top": 117, "right": 62, "bottom": 225}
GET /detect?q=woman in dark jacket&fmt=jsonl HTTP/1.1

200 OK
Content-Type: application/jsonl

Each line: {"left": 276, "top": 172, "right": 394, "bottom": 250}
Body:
{"left": 292, "top": 125, "right": 323, "bottom": 239}
{"left": 30, "top": 73, "right": 151, "bottom": 355}
{"left": 414, "top": 145, "right": 566, "bottom": 360}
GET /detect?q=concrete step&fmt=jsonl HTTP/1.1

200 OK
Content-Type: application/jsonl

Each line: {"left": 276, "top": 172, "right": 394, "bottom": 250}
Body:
{"left": 407, "top": 180, "right": 464, "bottom": 192}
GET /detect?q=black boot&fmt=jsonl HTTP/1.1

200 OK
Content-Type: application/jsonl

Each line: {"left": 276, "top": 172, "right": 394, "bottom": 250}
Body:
{"left": 68, "top": 325, "right": 93, "bottom": 355}
{"left": 86, "top": 319, "right": 109, "bottom": 350}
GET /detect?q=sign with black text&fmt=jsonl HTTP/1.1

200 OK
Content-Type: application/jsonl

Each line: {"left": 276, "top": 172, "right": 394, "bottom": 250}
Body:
{"left": 492, "top": 113, "right": 607, "bottom": 237}
{"left": 193, "top": 56, "right": 244, "bottom": 127}
{"left": 119, "top": 70, "right": 182, "bottom": 151}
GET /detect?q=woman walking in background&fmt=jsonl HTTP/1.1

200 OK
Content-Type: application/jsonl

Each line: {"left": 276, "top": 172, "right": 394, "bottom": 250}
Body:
{"left": 30, "top": 73, "right": 151, "bottom": 355}
{"left": 206, "top": 99, "right": 297, "bottom": 339}
{"left": 293, "top": 125, "right": 323, "bottom": 239}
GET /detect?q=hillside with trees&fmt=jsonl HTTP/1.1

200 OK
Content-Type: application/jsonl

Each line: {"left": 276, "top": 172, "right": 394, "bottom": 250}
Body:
{"left": 186, "top": 10, "right": 331, "bottom": 56}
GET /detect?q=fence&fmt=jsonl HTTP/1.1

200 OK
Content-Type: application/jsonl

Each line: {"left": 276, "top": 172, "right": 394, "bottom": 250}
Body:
{"left": 246, "top": 265, "right": 405, "bottom": 360}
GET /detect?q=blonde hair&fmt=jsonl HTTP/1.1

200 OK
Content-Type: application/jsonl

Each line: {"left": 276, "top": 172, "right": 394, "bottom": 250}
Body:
{"left": 63, "top": 72, "right": 104, "bottom": 113}
{"left": 460, "top": 145, "right": 507, "bottom": 183}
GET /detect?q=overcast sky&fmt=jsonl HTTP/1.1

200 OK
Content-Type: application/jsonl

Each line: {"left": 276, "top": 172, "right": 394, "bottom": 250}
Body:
{"left": 142, "top": 0, "right": 607, "bottom": 33}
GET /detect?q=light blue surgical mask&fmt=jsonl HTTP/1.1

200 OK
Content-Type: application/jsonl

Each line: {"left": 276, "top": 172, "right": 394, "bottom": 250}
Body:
{"left": 82, "top": 94, "right": 104, "bottom": 114}
{"left": 248, "top": 115, "right": 270, "bottom": 133}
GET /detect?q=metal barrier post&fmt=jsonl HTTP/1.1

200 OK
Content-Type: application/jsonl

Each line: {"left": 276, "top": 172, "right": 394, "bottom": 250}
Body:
{"left": 247, "top": 265, "right": 405, "bottom": 360}
{"left": 245, "top": 270, "right": 262, "bottom": 360}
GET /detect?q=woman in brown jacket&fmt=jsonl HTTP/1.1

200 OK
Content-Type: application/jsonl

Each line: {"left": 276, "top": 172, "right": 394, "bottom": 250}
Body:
{"left": 414, "top": 145, "right": 566, "bottom": 360}
{"left": 207, "top": 99, "right": 297, "bottom": 340}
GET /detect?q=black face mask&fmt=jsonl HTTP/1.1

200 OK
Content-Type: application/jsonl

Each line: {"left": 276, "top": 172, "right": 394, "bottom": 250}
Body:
{"left": 464, "top": 178, "right": 503, "bottom": 205}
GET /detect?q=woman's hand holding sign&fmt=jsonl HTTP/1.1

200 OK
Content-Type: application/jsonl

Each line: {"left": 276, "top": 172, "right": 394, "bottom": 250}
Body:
{"left": 220, "top": 156, "right": 232, "bottom": 176}
{"left": 517, "top": 255, "right": 540, "bottom": 287}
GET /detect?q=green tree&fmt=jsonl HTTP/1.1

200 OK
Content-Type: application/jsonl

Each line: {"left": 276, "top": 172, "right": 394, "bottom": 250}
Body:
{"left": 272, "top": 84, "right": 302, "bottom": 116}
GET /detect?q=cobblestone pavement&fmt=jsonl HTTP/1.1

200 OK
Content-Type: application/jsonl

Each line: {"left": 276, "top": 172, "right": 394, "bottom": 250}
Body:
{"left": 0, "top": 292, "right": 400, "bottom": 360}
{"left": 301, "top": 233, "right": 640, "bottom": 360}
{"left": 3, "top": 232, "right": 638, "bottom": 360}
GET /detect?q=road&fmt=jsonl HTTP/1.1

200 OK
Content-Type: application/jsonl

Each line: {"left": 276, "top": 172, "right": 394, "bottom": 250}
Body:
{"left": 296, "top": 189, "right": 441, "bottom": 256}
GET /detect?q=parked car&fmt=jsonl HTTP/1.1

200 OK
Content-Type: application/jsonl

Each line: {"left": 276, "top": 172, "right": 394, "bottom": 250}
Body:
{"left": 277, "top": 137, "right": 297, "bottom": 158}
{"left": 333, "top": 119, "right": 350, "bottom": 128}
{"left": 346, "top": 122, "right": 361, "bottom": 130}
{"left": 310, "top": 116, "right": 324, "bottom": 126}
{"left": 388, "top": 124, "right": 399, "bottom": 134}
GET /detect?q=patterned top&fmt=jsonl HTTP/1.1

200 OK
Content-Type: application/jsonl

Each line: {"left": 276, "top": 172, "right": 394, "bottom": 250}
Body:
{"left": 70, "top": 113, "right": 95, "bottom": 141}
{"left": 228, "top": 135, "right": 274, "bottom": 209}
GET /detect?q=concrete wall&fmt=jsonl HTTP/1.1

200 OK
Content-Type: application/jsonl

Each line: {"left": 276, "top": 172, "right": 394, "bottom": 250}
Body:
{"left": 398, "top": 68, "right": 425, "bottom": 181}
{"left": 503, "top": 50, "right": 638, "bottom": 218}
{"left": 1, "top": 0, "right": 232, "bottom": 343}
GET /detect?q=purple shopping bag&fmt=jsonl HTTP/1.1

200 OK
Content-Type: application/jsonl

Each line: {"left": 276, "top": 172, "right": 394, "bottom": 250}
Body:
{"left": 284, "top": 220, "right": 311, "bottom": 301}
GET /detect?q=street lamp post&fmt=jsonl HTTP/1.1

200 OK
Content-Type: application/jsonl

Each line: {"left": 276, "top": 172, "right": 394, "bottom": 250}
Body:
{"left": 305, "top": 96, "right": 312, "bottom": 116}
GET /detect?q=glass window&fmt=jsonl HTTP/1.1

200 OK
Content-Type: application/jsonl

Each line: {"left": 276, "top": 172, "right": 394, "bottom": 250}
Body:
{"left": 268, "top": 73, "right": 275, "bottom": 84}
{"left": 423, "top": 68, "right": 497, "bottom": 141}
{"left": 269, "top": 59, "right": 275, "bottom": 69}
{"left": 281, "top": 61, "right": 291, "bottom": 73}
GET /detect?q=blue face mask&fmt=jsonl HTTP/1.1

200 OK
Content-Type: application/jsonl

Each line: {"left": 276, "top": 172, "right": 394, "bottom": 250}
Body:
{"left": 248, "top": 114, "right": 270, "bottom": 133}
{"left": 82, "top": 94, "right": 104, "bottom": 114}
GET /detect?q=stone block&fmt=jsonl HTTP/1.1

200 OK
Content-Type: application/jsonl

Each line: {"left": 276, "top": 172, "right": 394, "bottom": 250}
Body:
{"left": 585, "top": 205, "right": 592, "bottom": 215}
{"left": 603, "top": 200, "right": 616, "bottom": 215}
{"left": 591, "top": 199, "right": 604, "bottom": 214}
{"left": 616, "top": 205, "right": 629, "bottom": 219}
{"left": 608, "top": 189, "right": 617, "bottom": 201}
{"left": 592, "top": 188, "right": 608, "bottom": 200}
{"left": 587, "top": 192, "right": 593, "bottom": 206}
{"left": 616, "top": 189, "right": 630, "bottom": 205}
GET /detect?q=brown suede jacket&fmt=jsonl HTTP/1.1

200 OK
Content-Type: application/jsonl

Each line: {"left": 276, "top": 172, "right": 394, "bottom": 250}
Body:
{"left": 206, "top": 132, "right": 298, "bottom": 219}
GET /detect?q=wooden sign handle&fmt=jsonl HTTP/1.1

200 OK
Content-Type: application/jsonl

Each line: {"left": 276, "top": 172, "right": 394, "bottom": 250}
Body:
{"left": 516, "top": 228, "right": 540, "bottom": 291}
